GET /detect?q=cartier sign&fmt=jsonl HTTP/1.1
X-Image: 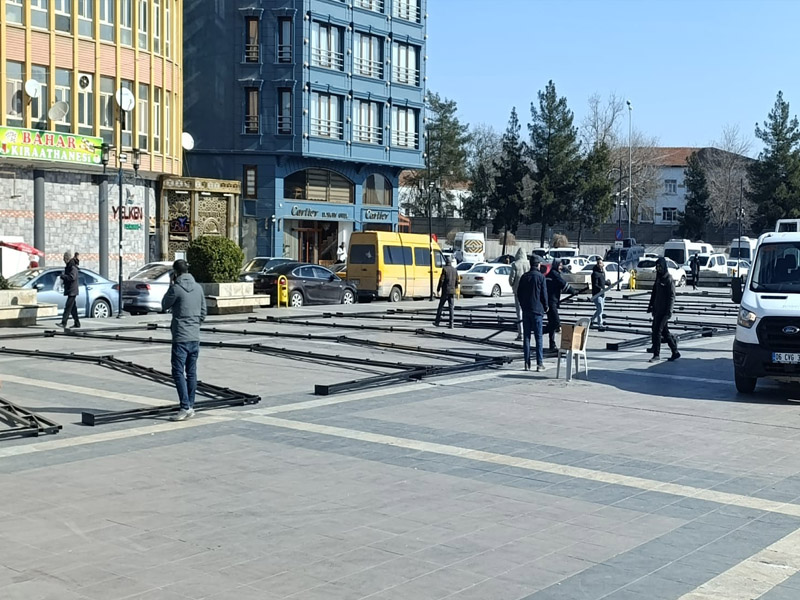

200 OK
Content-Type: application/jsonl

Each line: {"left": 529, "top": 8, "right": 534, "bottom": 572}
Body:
{"left": 364, "top": 209, "right": 391, "bottom": 221}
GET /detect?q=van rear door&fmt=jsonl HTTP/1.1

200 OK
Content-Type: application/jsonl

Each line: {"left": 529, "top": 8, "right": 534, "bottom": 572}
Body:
{"left": 348, "top": 242, "right": 378, "bottom": 293}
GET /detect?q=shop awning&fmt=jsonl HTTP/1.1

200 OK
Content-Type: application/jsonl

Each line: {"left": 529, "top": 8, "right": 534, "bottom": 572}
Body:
{"left": 0, "top": 241, "right": 44, "bottom": 256}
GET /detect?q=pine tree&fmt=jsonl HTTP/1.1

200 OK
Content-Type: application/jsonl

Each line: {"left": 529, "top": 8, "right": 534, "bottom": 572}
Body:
{"left": 747, "top": 91, "right": 800, "bottom": 232}
{"left": 527, "top": 81, "right": 582, "bottom": 246}
{"left": 574, "top": 142, "right": 614, "bottom": 248}
{"left": 489, "top": 108, "right": 528, "bottom": 254}
{"left": 678, "top": 152, "right": 711, "bottom": 240}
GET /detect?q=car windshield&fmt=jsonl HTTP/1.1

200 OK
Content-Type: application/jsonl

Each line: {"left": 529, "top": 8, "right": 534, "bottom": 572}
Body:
{"left": 469, "top": 265, "right": 493, "bottom": 274}
{"left": 697, "top": 256, "right": 710, "bottom": 266}
{"left": 5, "top": 269, "right": 42, "bottom": 287}
{"left": 581, "top": 264, "right": 595, "bottom": 272}
{"left": 750, "top": 242, "right": 800, "bottom": 293}
{"left": 664, "top": 248, "right": 685, "bottom": 264}
{"left": 132, "top": 265, "right": 171, "bottom": 280}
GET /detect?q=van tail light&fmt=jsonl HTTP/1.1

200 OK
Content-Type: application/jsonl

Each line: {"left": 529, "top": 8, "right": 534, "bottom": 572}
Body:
{"left": 135, "top": 283, "right": 151, "bottom": 290}
{"left": 377, "top": 270, "right": 382, "bottom": 285}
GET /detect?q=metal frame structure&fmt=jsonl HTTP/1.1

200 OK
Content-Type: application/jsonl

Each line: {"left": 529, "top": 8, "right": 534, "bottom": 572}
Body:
{"left": 0, "top": 397, "right": 62, "bottom": 440}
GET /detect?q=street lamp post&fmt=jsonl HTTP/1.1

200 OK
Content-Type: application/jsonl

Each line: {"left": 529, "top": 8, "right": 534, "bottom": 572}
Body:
{"left": 114, "top": 148, "right": 141, "bottom": 318}
{"left": 627, "top": 100, "right": 633, "bottom": 241}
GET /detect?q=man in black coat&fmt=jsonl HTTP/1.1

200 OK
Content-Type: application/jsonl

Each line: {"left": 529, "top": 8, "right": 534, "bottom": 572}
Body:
{"left": 545, "top": 259, "right": 575, "bottom": 351}
{"left": 590, "top": 258, "right": 610, "bottom": 329}
{"left": 517, "top": 256, "right": 549, "bottom": 371}
{"left": 648, "top": 257, "right": 680, "bottom": 362}
{"left": 433, "top": 262, "right": 459, "bottom": 329}
{"left": 689, "top": 254, "right": 700, "bottom": 290}
{"left": 59, "top": 251, "right": 81, "bottom": 329}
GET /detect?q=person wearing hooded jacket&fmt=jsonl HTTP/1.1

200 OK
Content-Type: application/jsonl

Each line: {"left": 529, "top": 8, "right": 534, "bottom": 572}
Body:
{"left": 162, "top": 259, "right": 208, "bottom": 421}
{"left": 590, "top": 259, "right": 610, "bottom": 329}
{"left": 508, "top": 248, "right": 530, "bottom": 341}
{"left": 545, "top": 260, "right": 575, "bottom": 351}
{"left": 59, "top": 251, "right": 81, "bottom": 329}
{"left": 647, "top": 257, "right": 680, "bottom": 363}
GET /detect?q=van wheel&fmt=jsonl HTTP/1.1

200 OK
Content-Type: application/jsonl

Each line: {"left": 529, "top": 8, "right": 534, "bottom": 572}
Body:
{"left": 491, "top": 285, "right": 502, "bottom": 297}
{"left": 734, "top": 369, "right": 757, "bottom": 394}
{"left": 389, "top": 286, "right": 402, "bottom": 302}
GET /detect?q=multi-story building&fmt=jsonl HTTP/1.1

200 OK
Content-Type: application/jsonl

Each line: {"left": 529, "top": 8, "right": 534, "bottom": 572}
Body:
{"left": 183, "top": 0, "right": 426, "bottom": 263}
{"left": 0, "top": 0, "right": 183, "bottom": 278}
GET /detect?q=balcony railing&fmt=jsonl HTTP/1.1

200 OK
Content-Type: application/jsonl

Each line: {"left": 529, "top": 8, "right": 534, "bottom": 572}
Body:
{"left": 278, "top": 44, "right": 292, "bottom": 63}
{"left": 244, "top": 115, "right": 260, "bottom": 134}
{"left": 354, "top": 56, "right": 383, "bottom": 78}
{"left": 245, "top": 43, "right": 259, "bottom": 63}
{"left": 391, "top": 130, "right": 418, "bottom": 148}
{"left": 311, "top": 48, "right": 344, "bottom": 71}
{"left": 310, "top": 118, "right": 343, "bottom": 139}
{"left": 277, "top": 115, "right": 292, "bottom": 134}
{"left": 353, "top": 123, "right": 382, "bottom": 145}
{"left": 354, "top": 0, "right": 384, "bottom": 12}
{"left": 392, "top": 1, "right": 421, "bottom": 23}
{"left": 392, "top": 64, "right": 420, "bottom": 86}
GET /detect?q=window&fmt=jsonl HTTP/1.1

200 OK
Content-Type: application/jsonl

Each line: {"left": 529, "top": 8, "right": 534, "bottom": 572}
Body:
{"left": 78, "top": 0, "right": 93, "bottom": 36}
{"left": 277, "top": 18, "right": 292, "bottom": 63}
{"left": 244, "top": 165, "right": 257, "bottom": 198}
{"left": 310, "top": 92, "right": 342, "bottom": 139}
{"left": 349, "top": 244, "right": 376, "bottom": 264}
{"left": 99, "top": 0, "right": 115, "bottom": 41}
{"left": 120, "top": 80, "right": 133, "bottom": 148}
{"left": 384, "top": 246, "right": 412, "bottom": 265}
{"left": 311, "top": 22, "right": 343, "bottom": 71}
{"left": 363, "top": 174, "right": 391, "bottom": 205}
{"left": 138, "top": 0, "right": 149, "bottom": 49}
{"left": 30, "top": 66, "right": 49, "bottom": 130}
{"left": 99, "top": 76, "right": 115, "bottom": 144}
{"left": 138, "top": 83, "right": 149, "bottom": 150}
{"left": 5, "top": 61, "right": 23, "bottom": 127}
{"left": 78, "top": 76, "right": 94, "bottom": 135}
{"left": 244, "top": 87, "right": 259, "bottom": 134}
{"left": 662, "top": 207, "right": 678, "bottom": 223}
{"left": 6, "top": 0, "right": 23, "bottom": 24}
{"left": 414, "top": 247, "right": 430, "bottom": 267}
{"left": 353, "top": 33, "right": 383, "bottom": 78}
{"left": 354, "top": 0, "right": 383, "bottom": 12}
{"left": 54, "top": 0, "right": 71, "bottom": 32}
{"left": 164, "top": 0, "right": 170, "bottom": 57}
{"left": 152, "top": 88, "right": 161, "bottom": 152}
{"left": 392, "top": 0, "right": 420, "bottom": 23}
{"left": 164, "top": 92, "right": 171, "bottom": 153}
{"left": 284, "top": 169, "right": 353, "bottom": 203}
{"left": 353, "top": 99, "right": 382, "bottom": 145}
{"left": 245, "top": 17, "right": 259, "bottom": 62}
{"left": 30, "top": 0, "right": 48, "bottom": 28}
{"left": 120, "top": 0, "right": 133, "bottom": 45}
{"left": 391, "top": 106, "right": 418, "bottom": 148}
{"left": 153, "top": 0, "right": 161, "bottom": 54}
{"left": 277, "top": 88, "right": 291, "bottom": 134}
{"left": 53, "top": 69, "right": 72, "bottom": 132}
{"left": 391, "top": 42, "right": 419, "bottom": 85}
{"left": 665, "top": 179, "right": 677, "bottom": 194}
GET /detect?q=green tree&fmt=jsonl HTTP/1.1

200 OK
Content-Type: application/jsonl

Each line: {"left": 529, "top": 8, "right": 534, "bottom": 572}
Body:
{"left": 678, "top": 152, "right": 711, "bottom": 240}
{"left": 462, "top": 124, "right": 500, "bottom": 230}
{"left": 527, "top": 81, "right": 583, "bottom": 247}
{"left": 747, "top": 91, "right": 800, "bottom": 232}
{"left": 573, "top": 142, "right": 614, "bottom": 249}
{"left": 489, "top": 108, "right": 528, "bottom": 254}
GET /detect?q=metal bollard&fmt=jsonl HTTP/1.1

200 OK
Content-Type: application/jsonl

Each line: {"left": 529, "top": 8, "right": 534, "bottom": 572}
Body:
{"left": 277, "top": 275, "right": 289, "bottom": 307}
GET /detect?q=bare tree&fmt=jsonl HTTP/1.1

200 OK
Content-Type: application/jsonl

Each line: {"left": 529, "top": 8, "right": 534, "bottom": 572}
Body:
{"left": 702, "top": 124, "right": 755, "bottom": 228}
{"left": 609, "top": 130, "right": 662, "bottom": 225}
{"left": 580, "top": 93, "right": 625, "bottom": 149}
{"left": 462, "top": 123, "right": 502, "bottom": 229}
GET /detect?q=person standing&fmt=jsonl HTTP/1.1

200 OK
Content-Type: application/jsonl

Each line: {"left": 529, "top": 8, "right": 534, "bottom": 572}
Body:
{"left": 545, "top": 259, "right": 575, "bottom": 351}
{"left": 433, "top": 260, "right": 459, "bottom": 329}
{"left": 690, "top": 254, "right": 700, "bottom": 290}
{"left": 590, "top": 258, "right": 610, "bottom": 329}
{"left": 162, "top": 259, "right": 207, "bottom": 421}
{"left": 508, "top": 248, "right": 530, "bottom": 341}
{"left": 648, "top": 257, "right": 680, "bottom": 363}
{"left": 517, "top": 255, "right": 549, "bottom": 371}
{"left": 337, "top": 242, "right": 347, "bottom": 264}
{"left": 59, "top": 251, "right": 81, "bottom": 329}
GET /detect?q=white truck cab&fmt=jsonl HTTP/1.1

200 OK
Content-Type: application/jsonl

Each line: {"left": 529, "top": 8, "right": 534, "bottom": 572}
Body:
{"left": 732, "top": 231, "right": 800, "bottom": 392}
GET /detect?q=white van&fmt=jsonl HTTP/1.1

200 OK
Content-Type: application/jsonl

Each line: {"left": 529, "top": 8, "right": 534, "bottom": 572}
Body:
{"left": 453, "top": 232, "right": 485, "bottom": 263}
{"left": 775, "top": 219, "right": 800, "bottom": 233}
{"left": 732, "top": 231, "right": 800, "bottom": 392}
{"left": 729, "top": 237, "right": 757, "bottom": 262}
{"left": 664, "top": 239, "right": 715, "bottom": 277}
{"left": 549, "top": 247, "right": 579, "bottom": 260}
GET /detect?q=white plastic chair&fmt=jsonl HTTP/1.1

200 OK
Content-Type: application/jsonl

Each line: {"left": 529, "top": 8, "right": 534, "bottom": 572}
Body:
{"left": 556, "top": 317, "right": 590, "bottom": 381}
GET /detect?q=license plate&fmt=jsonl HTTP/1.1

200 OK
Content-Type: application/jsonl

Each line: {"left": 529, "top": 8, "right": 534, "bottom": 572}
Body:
{"left": 773, "top": 352, "right": 800, "bottom": 364}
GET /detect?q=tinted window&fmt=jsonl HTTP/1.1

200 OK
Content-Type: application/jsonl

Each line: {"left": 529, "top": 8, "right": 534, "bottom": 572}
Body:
{"left": 664, "top": 249, "right": 685, "bottom": 264}
{"left": 384, "top": 245, "right": 412, "bottom": 265}
{"left": 7, "top": 269, "right": 43, "bottom": 287}
{"left": 666, "top": 259, "right": 678, "bottom": 269}
{"left": 434, "top": 251, "right": 445, "bottom": 268}
{"left": 697, "top": 256, "right": 710, "bottom": 267}
{"left": 350, "top": 244, "right": 376, "bottom": 264}
{"left": 607, "top": 264, "right": 618, "bottom": 272}
{"left": 242, "top": 258, "right": 269, "bottom": 271}
{"left": 296, "top": 266, "right": 315, "bottom": 278}
{"left": 496, "top": 266, "right": 511, "bottom": 275}
{"left": 312, "top": 266, "right": 333, "bottom": 279}
{"left": 470, "top": 265, "right": 492, "bottom": 274}
{"left": 414, "top": 247, "right": 430, "bottom": 267}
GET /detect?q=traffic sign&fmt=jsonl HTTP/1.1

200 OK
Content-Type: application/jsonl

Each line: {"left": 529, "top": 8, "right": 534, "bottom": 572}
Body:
{"left": 615, "top": 228, "right": 623, "bottom": 241}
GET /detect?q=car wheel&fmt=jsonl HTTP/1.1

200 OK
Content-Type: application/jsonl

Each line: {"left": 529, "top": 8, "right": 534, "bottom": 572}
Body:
{"left": 341, "top": 289, "right": 355, "bottom": 304}
{"left": 734, "top": 369, "right": 757, "bottom": 394}
{"left": 289, "top": 290, "right": 304, "bottom": 307}
{"left": 491, "top": 284, "right": 502, "bottom": 297}
{"left": 679, "top": 275, "right": 686, "bottom": 287}
{"left": 389, "top": 286, "right": 402, "bottom": 303}
{"left": 91, "top": 298, "right": 112, "bottom": 319}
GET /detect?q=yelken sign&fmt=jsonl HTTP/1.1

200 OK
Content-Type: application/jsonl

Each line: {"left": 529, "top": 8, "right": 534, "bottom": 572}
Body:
{"left": 0, "top": 126, "right": 102, "bottom": 166}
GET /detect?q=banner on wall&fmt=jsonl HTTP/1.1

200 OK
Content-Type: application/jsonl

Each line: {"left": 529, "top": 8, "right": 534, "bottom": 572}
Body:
{"left": 0, "top": 126, "right": 103, "bottom": 166}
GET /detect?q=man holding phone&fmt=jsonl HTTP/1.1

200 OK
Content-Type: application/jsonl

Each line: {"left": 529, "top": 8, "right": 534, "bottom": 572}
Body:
{"left": 162, "top": 259, "right": 207, "bottom": 421}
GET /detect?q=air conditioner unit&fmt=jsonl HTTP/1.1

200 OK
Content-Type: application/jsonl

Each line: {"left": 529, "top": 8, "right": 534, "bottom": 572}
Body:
{"left": 78, "top": 73, "right": 93, "bottom": 90}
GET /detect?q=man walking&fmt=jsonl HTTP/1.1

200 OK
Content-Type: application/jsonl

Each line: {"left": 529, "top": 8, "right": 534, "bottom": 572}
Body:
{"left": 517, "top": 255, "right": 549, "bottom": 371}
{"left": 648, "top": 257, "right": 680, "bottom": 363}
{"left": 59, "top": 251, "right": 81, "bottom": 329}
{"left": 508, "top": 248, "right": 530, "bottom": 341}
{"left": 162, "top": 259, "right": 207, "bottom": 421}
{"left": 545, "top": 259, "right": 575, "bottom": 351}
{"left": 433, "top": 259, "right": 459, "bottom": 329}
{"left": 591, "top": 258, "right": 610, "bottom": 329}
{"left": 690, "top": 254, "right": 700, "bottom": 290}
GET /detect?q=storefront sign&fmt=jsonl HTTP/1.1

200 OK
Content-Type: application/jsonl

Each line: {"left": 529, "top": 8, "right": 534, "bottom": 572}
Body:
{"left": 168, "top": 216, "right": 191, "bottom": 234}
{"left": 290, "top": 205, "right": 351, "bottom": 220}
{"left": 124, "top": 223, "right": 142, "bottom": 230}
{"left": 363, "top": 209, "right": 392, "bottom": 221}
{"left": 112, "top": 206, "right": 143, "bottom": 220}
{"left": 0, "top": 126, "right": 102, "bottom": 166}
{"left": 161, "top": 176, "right": 241, "bottom": 194}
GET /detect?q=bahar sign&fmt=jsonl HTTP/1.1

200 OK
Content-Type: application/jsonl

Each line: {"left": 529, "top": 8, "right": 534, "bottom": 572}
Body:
{"left": 0, "top": 126, "right": 102, "bottom": 166}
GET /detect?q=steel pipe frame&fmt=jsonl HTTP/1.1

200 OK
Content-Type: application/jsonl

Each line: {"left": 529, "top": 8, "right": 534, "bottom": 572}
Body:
{"left": 605, "top": 327, "right": 722, "bottom": 351}
{"left": 0, "top": 396, "right": 62, "bottom": 440}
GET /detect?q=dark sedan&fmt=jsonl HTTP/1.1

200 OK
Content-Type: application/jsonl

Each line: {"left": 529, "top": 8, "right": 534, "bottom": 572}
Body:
{"left": 239, "top": 256, "right": 293, "bottom": 285}
{"left": 255, "top": 262, "right": 357, "bottom": 307}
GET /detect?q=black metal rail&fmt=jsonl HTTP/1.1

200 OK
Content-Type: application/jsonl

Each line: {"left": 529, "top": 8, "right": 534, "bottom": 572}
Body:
{"left": 0, "top": 397, "right": 62, "bottom": 440}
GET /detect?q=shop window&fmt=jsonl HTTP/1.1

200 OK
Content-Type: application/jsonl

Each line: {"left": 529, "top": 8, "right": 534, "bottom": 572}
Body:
{"left": 6, "top": 0, "right": 23, "bottom": 24}
{"left": 245, "top": 17, "right": 260, "bottom": 63}
{"left": 78, "top": 0, "right": 93, "bottom": 37}
{"left": 244, "top": 165, "right": 257, "bottom": 198}
{"left": 285, "top": 169, "right": 354, "bottom": 204}
{"left": 5, "top": 61, "right": 24, "bottom": 127}
{"left": 53, "top": 69, "right": 72, "bottom": 132}
{"left": 30, "top": 65, "right": 49, "bottom": 130}
{"left": 363, "top": 174, "right": 392, "bottom": 206}
{"left": 277, "top": 18, "right": 292, "bottom": 63}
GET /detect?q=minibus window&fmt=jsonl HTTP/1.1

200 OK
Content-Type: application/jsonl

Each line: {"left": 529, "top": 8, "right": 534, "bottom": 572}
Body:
{"left": 350, "top": 244, "right": 376, "bottom": 264}
{"left": 384, "top": 245, "right": 412, "bottom": 265}
{"left": 414, "top": 247, "right": 431, "bottom": 266}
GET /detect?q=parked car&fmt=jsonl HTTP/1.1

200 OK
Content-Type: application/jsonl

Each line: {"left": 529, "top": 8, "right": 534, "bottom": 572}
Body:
{"left": 490, "top": 254, "right": 515, "bottom": 264}
{"left": 7, "top": 267, "right": 119, "bottom": 318}
{"left": 581, "top": 254, "right": 603, "bottom": 263}
{"left": 548, "top": 248, "right": 578, "bottom": 260}
{"left": 633, "top": 257, "right": 686, "bottom": 287}
{"left": 727, "top": 259, "right": 750, "bottom": 279}
{"left": 239, "top": 257, "right": 294, "bottom": 283}
{"left": 128, "top": 261, "right": 171, "bottom": 279}
{"left": 121, "top": 264, "right": 173, "bottom": 315}
{"left": 459, "top": 263, "right": 513, "bottom": 298}
{"left": 254, "top": 262, "right": 357, "bottom": 307}
{"left": 456, "top": 262, "right": 477, "bottom": 272}
{"left": 692, "top": 252, "right": 730, "bottom": 286}
{"left": 564, "top": 262, "right": 630, "bottom": 289}
{"left": 559, "top": 256, "right": 588, "bottom": 273}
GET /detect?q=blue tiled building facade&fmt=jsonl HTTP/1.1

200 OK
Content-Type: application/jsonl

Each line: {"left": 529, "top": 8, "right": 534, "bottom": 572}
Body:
{"left": 183, "top": 0, "right": 426, "bottom": 262}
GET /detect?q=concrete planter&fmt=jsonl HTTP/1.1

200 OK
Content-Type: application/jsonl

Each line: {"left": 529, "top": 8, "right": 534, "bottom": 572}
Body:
{"left": 198, "top": 282, "right": 268, "bottom": 315}
{"left": 0, "top": 289, "right": 37, "bottom": 307}
{"left": 199, "top": 282, "right": 253, "bottom": 297}
{"left": 0, "top": 289, "right": 58, "bottom": 327}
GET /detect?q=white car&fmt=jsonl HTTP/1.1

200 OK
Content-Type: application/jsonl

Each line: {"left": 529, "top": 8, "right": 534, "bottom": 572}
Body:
{"left": 565, "top": 262, "right": 630, "bottom": 290}
{"left": 634, "top": 257, "right": 686, "bottom": 287}
{"left": 459, "top": 263, "right": 513, "bottom": 298}
{"left": 692, "top": 253, "right": 730, "bottom": 286}
{"left": 727, "top": 259, "right": 750, "bottom": 279}
{"left": 560, "top": 256, "right": 589, "bottom": 273}
{"left": 456, "top": 261, "right": 477, "bottom": 273}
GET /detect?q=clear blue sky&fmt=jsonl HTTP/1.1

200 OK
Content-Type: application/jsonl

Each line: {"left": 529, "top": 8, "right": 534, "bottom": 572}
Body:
{"left": 426, "top": 0, "right": 800, "bottom": 154}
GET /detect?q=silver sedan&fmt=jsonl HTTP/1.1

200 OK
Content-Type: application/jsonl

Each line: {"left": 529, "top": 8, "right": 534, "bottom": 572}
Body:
{"left": 121, "top": 264, "right": 172, "bottom": 315}
{"left": 6, "top": 267, "right": 119, "bottom": 318}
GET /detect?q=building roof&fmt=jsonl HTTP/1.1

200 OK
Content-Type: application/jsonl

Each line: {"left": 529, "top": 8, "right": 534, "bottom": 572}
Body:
{"left": 649, "top": 147, "right": 702, "bottom": 167}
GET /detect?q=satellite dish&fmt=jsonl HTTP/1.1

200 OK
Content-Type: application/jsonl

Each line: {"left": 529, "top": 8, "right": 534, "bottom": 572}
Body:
{"left": 115, "top": 88, "right": 135, "bottom": 112}
{"left": 181, "top": 132, "right": 195, "bottom": 151}
{"left": 48, "top": 101, "right": 70, "bottom": 121}
{"left": 24, "top": 79, "right": 41, "bottom": 99}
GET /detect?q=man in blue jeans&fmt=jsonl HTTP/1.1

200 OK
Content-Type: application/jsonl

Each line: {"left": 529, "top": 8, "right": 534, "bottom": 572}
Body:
{"left": 516, "top": 256, "right": 549, "bottom": 372}
{"left": 162, "top": 259, "right": 207, "bottom": 421}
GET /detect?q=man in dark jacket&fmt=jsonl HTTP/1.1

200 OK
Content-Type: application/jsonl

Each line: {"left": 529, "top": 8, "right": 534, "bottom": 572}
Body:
{"left": 648, "top": 257, "right": 680, "bottom": 363}
{"left": 59, "top": 251, "right": 81, "bottom": 329}
{"left": 590, "top": 258, "right": 609, "bottom": 329}
{"left": 545, "top": 259, "right": 575, "bottom": 351}
{"left": 162, "top": 259, "right": 208, "bottom": 421}
{"left": 433, "top": 262, "right": 459, "bottom": 329}
{"left": 689, "top": 254, "right": 700, "bottom": 290}
{"left": 517, "top": 256, "right": 549, "bottom": 371}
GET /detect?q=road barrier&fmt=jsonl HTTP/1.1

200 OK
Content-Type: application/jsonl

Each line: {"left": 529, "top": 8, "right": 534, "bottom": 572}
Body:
{"left": 277, "top": 275, "right": 289, "bottom": 307}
